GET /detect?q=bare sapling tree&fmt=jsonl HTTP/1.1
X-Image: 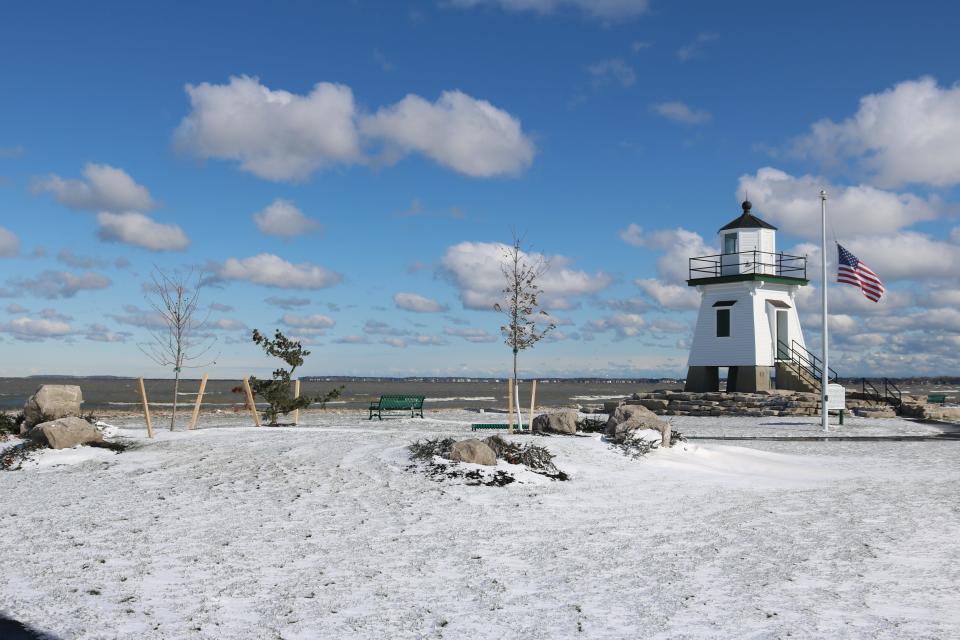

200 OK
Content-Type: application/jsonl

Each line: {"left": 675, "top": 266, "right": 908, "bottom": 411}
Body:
{"left": 140, "top": 268, "right": 216, "bottom": 431}
{"left": 494, "top": 234, "right": 556, "bottom": 384}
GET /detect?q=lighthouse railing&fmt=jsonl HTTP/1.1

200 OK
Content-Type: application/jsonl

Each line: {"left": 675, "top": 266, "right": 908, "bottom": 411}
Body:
{"left": 689, "top": 250, "right": 807, "bottom": 280}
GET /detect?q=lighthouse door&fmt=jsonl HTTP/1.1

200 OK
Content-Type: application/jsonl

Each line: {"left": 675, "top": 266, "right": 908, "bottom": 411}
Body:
{"left": 775, "top": 309, "right": 789, "bottom": 359}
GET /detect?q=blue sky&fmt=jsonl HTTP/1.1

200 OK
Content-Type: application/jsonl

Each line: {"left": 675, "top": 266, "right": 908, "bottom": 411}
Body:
{"left": 1, "top": 0, "right": 958, "bottom": 378}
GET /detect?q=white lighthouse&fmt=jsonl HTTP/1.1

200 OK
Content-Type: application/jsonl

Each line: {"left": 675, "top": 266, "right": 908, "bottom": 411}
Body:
{"left": 685, "top": 200, "right": 818, "bottom": 392}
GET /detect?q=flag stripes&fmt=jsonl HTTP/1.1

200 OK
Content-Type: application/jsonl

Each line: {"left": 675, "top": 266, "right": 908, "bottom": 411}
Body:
{"left": 837, "top": 244, "right": 884, "bottom": 302}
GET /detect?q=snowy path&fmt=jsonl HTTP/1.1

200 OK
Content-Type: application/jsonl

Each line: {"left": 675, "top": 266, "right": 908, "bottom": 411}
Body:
{"left": 1, "top": 413, "right": 958, "bottom": 639}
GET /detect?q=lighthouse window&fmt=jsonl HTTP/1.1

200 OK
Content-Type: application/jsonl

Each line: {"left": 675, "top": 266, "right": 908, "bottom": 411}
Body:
{"left": 716, "top": 308, "right": 731, "bottom": 337}
{"left": 723, "top": 233, "right": 738, "bottom": 254}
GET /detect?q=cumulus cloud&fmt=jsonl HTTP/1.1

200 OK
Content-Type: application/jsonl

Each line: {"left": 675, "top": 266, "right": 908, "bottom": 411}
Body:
{"left": 13, "top": 270, "right": 111, "bottom": 299}
{"left": 265, "top": 296, "right": 311, "bottom": 309}
{"left": 0, "top": 226, "right": 20, "bottom": 257}
{"left": 587, "top": 58, "right": 636, "bottom": 88}
{"left": 792, "top": 76, "right": 960, "bottom": 188}
{"left": 440, "top": 241, "right": 612, "bottom": 310}
{"left": 394, "top": 292, "right": 449, "bottom": 313}
{"left": 620, "top": 226, "right": 711, "bottom": 282}
{"left": 380, "top": 334, "right": 448, "bottom": 348}
{"left": 281, "top": 313, "right": 336, "bottom": 330}
{"left": 175, "top": 76, "right": 533, "bottom": 181}
{"left": 108, "top": 304, "right": 167, "bottom": 329}
{"left": 585, "top": 313, "right": 646, "bottom": 338}
{"left": 253, "top": 199, "right": 321, "bottom": 237}
{"left": 175, "top": 76, "right": 361, "bottom": 182}
{"left": 96, "top": 212, "right": 191, "bottom": 251}
{"left": 362, "top": 90, "right": 535, "bottom": 177}
{"left": 653, "top": 101, "right": 711, "bottom": 125}
{"left": 363, "top": 320, "right": 409, "bottom": 337}
{"left": 447, "top": 0, "right": 651, "bottom": 20}
{"left": 218, "top": 254, "right": 342, "bottom": 289}
{"left": 444, "top": 326, "right": 499, "bottom": 343}
{"left": 737, "top": 167, "right": 940, "bottom": 240}
{"left": 209, "top": 318, "right": 247, "bottom": 331}
{"left": 56, "top": 249, "right": 104, "bottom": 269}
{"left": 635, "top": 279, "right": 701, "bottom": 310}
{"left": 33, "top": 163, "right": 156, "bottom": 212}
{"left": 334, "top": 335, "right": 370, "bottom": 345}
{"left": 845, "top": 232, "right": 960, "bottom": 282}
{"left": 0, "top": 316, "right": 73, "bottom": 341}
{"left": 5, "top": 303, "right": 29, "bottom": 314}
{"left": 81, "top": 323, "right": 131, "bottom": 343}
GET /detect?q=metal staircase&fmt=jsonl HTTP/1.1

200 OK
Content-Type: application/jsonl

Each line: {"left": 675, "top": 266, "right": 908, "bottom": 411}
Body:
{"left": 861, "top": 378, "right": 902, "bottom": 408}
{"left": 776, "top": 340, "right": 838, "bottom": 393}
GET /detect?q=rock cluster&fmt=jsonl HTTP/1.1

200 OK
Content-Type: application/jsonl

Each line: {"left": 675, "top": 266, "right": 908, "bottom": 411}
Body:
{"left": 23, "top": 385, "right": 83, "bottom": 428}
{"left": 28, "top": 417, "right": 103, "bottom": 450}
{"left": 604, "top": 404, "right": 671, "bottom": 446}
{"left": 448, "top": 439, "right": 497, "bottom": 466}
{"left": 605, "top": 390, "right": 880, "bottom": 418}
{"left": 532, "top": 409, "right": 578, "bottom": 435}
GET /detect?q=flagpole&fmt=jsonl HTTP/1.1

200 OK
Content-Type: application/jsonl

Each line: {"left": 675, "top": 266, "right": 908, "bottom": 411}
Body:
{"left": 820, "top": 189, "right": 829, "bottom": 433}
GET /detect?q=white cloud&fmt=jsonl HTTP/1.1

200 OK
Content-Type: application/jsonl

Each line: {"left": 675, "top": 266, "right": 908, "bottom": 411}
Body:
{"left": 264, "top": 296, "right": 311, "bottom": 309}
{"left": 635, "top": 278, "right": 701, "bottom": 310}
{"left": 0, "top": 316, "right": 72, "bottom": 340}
{"left": 0, "top": 226, "right": 20, "bottom": 257}
{"left": 586, "top": 313, "right": 646, "bottom": 338}
{"left": 394, "top": 292, "right": 449, "bottom": 313}
{"left": 96, "top": 212, "right": 191, "bottom": 252}
{"left": 737, "top": 167, "right": 940, "bottom": 240}
{"left": 792, "top": 76, "right": 960, "bottom": 188}
{"left": 14, "top": 270, "right": 111, "bottom": 299}
{"left": 33, "top": 163, "right": 156, "bottom": 212}
{"left": 56, "top": 249, "right": 103, "bottom": 268}
{"left": 281, "top": 313, "right": 336, "bottom": 329}
{"left": 447, "top": 0, "right": 651, "bottom": 20}
{"left": 362, "top": 91, "right": 534, "bottom": 178}
{"left": 175, "top": 76, "right": 361, "bottom": 182}
{"left": 176, "top": 76, "right": 533, "bottom": 181}
{"left": 587, "top": 58, "right": 636, "bottom": 88}
{"left": 253, "top": 199, "right": 321, "bottom": 237}
{"left": 620, "top": 226, "right": 711, "bottom": 282}
{"left": 440, "top": 241, "right": 612, "bottom": 310}
{"left": 5, "top": 303, "right": 29, "bottom": 314}
{"left": 653, "top": 101, "right": 711, "bottom": 125}
{"left": 444, "top": 326, "right": 499, "bottom": 343}
{"left": 109, "top": 304, "right": 167, "bottom": 329}
{"left": 334, "top": 335, "right": 370, "bottom": 345}
{"left": 218, "top": 254, "right": 342, "bottom": 289}
{"left": 363, "top": 320, "right": 409, "bottom": 336}
{"left": 209, "top": 318, "right": 246, "bottom": 331}
{"left": 845, "top": 232, "right": 960, "bottom": 282}
{"left": 677, "top": 33, "right": 718, "bottom": 62}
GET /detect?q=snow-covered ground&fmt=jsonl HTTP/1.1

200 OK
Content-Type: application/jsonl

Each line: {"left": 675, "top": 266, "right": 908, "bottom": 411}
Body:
{"left": 1, "top": 411, "right": 958, "bottom": 639}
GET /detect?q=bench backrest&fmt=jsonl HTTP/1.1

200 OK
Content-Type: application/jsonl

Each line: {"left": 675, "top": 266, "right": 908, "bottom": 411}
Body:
{"left": 928, "top": 393, "right": 947, "bottom": 402}
{"left": 378, "top": 395, "right": 425, "bottom": 409}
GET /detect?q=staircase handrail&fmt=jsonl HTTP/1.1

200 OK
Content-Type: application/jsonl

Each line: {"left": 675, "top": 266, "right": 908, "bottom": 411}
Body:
{"left": 883, "top": 378, "right": 903, "bottom": 407}
{"left": 862, "top": 378, "right": 883, "bottom": 405}
{"left": 791, "top": 339, "right": 838, "bottom": 382}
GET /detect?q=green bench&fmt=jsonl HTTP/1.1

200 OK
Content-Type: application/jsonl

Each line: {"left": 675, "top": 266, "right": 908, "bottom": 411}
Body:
{"left": 927, "top": 393, "right": 947, "bottom": 405}
{"left": 368, "top": 394, "right": 425, "bottom": 420}
{"left": 471, "top": 423, "right": 530, "bottom": 432}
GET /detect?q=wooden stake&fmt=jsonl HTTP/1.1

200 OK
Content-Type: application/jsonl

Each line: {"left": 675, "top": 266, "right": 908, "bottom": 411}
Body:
{"left": 189, "top": 373, "right": 208, "bottom": 431}
{"left": 508, "top": 378, "right": 514, "bottom": 435}
{"left": 529, "top": 379, "right": 537, "bottom": 430}
{"left": 242, "top": 377, "right": 261, "bottom": 427}
{"left": 138, "top": 377, "right": 154, "bottom": 439}
{"left": 292, "top": 379, "right": 301, "bottom": 426}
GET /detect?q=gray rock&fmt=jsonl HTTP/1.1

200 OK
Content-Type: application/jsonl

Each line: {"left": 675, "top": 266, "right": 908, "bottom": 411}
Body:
{"left": 448, "top": 439, "right": 497, "bottom": 466}
{"left": 23, "top": 385, "right": 83, "bottom": 427}
{"left": 605, "top": 404, "right": 669, "bottom": 442}
{"left": 532, "top": 409, "right": 578, "bottom": 435}
{"left": 28, "top": 416, "right": 103, "bottom": 450}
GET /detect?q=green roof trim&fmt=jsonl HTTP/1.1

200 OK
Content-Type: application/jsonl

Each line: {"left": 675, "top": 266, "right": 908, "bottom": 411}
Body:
{"left": 687, "top": 274, "right": 809, "bottom": 287}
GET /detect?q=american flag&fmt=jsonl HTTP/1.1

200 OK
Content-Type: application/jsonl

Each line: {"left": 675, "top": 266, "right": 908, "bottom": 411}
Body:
{"left": 837, "top": 244, "right": 885, "bottom": 302}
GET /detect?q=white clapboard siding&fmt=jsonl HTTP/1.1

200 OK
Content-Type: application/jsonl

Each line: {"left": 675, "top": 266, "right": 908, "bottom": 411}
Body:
{"left": 688, "top": 281, "right": 806, "bottom": 367}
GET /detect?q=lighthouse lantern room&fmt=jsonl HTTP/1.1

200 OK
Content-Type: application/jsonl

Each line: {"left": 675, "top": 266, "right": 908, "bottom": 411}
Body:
{"left": 685, "top": 201, "right": 819, "bottom": 393}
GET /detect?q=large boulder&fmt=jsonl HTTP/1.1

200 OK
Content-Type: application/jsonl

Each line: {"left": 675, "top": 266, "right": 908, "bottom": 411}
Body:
{"left": 606, "top": 404, "right": 670, "bottom": 444}
{"left": 532, "top": 409, "right": 578, "bottom": 435}
{"left": 23, "top": 385, "right": 83, "bottom": 428}
{"left": 448, "top": 439, "right": 497, "bottom": 466}
{"left": 28, "top": 417, "right": 103, "bottom": 450}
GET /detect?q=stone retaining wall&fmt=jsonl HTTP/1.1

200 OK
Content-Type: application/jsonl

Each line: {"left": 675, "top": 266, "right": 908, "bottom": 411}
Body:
{"left": 604, "top": 390, "right": 880, "bottom": 418}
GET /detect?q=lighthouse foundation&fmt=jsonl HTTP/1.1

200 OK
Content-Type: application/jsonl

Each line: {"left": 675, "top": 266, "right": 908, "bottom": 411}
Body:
{"left": 685, "top": 365, "right": 772, "bottom": 392}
